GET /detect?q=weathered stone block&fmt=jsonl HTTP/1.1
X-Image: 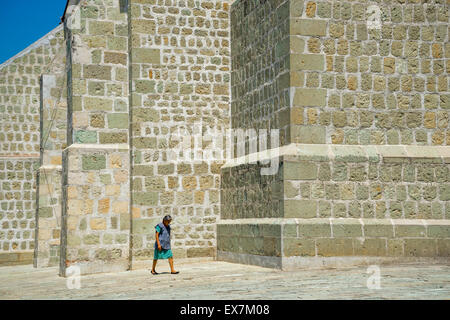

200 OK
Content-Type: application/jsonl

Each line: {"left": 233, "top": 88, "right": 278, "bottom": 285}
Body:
{"left": 135, "top": 80, "right": 155, "bottom": 93}
{"left": 83, "top": 65, "right": 112, "bottom": 80}
{"left": 353, "top": 238, "right": 387, "bottom": 256}
{"left": 316, "top": 238, "right": 353, "bottom": 256}
{"left": 427, "top": 225, "right": 450, "bottom": 238}
{"left": 290, "top": 0, "right": 304, "bottom": 17}
{"left": 291, "top": 19, "right": 327, "bottom": 36}
{"left": 133, "top": 219, "right": 157, "bottom": 235}
{"left": 291, "top": 54, "right": 325, "bottom": 71}
{"left": 82, "top": 154, "right": 106, "bottom": 170}
{"left": 89, "top": 21, "right": 115, "bottom": 36}
{"left": 104, "top": 52, "right": 127, "bottom": 65}
{"left": 132, "top": 19, "right": 156, "bottom": 34}
{"left": 298, "top": 222, "right": 331, "bottom": 238}
{"left": 132, "top": 48, "right": 160, "bottom": 64}
{"left": 332, "top": 221, "right": 363, "bottom": 238}
{"left": 364, "top": 223, "right": 394, "bottom": 238}
{"left": 84, "top": 97, "right": 113, "bottom": 111}
{"left": 75, "top": 130, "right": 97, "bottom": 144}
{"left": 291, "top": 125, "right": 326, "bottom": 144}
{"left": 283, "top": 238, "right": 315, "bottom": 256}
{"left": 439, "top": 185, "right": 450, "bottom": 201}
{"left": 284, "top": 161, "right": 317, "bottom": 180}
{"left": 395, "top": 224, "right": 426, "bottom": 238}
{"left": 285, "top": 200, "right": 317, "bottom": 218}
{"left": 293, "top": 88, "right": 327, "bottom": 107}
{"left": 133, "top": 137, "right": 157, "bottom": 149}
{"left": 83, "top": 234, "right": 100, "bottom": 245}
{"left": 38, "top": 207, "right": 53, "bottom": 218}
{"left": 283, "top": 224, "right": 297, "bottom": 237}
{"left": 107, "top": 113, "right": 128, "bottom": 129}
{"left": 404, "top": 239, "right": 437, "bottom": 257}
{"left": 95, "top": 248, "right": 122, "bottom": 261}
{"left": 133, "top": 108, "right": 159, "bottom": 122}
{"left": 99, "top": 132, "right": 128, "bottom": 144}
{"left": 133, "top": 165, "right": 154, "bottom": 176}
{"left": 187, "top": 247, "right": 214, "bottom": 257}
{"left": 120, "top": 212, "right": 130, "bottom": 231}
{"left": 90, "top": 218, "right": 106, "bottom": 230}
{"left": 437, "top": 239, "right": 450, "bottom": 256}
{"left": 134, "top": 192, "right": 158, "bottom": 206}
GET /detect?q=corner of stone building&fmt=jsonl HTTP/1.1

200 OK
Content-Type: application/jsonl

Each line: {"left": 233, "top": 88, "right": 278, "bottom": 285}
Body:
{"left": 58, "top": 0, "right": 132, "bottom": 276}
{"left": 0, "top": 23, "right": 65, "bottom": 267}
{"left": 217, "top": 0, "right": 450, "bottom": 270}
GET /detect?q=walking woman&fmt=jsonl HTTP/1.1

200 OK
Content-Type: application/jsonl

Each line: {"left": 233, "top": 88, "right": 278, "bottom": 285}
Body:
{"left": 151, "top": 215, "right": 179, "bottom": 275}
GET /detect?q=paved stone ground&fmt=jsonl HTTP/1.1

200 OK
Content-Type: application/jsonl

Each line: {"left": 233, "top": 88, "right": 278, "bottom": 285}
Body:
{"left": 0, "top": 260, "right": 449, "bottom": 299}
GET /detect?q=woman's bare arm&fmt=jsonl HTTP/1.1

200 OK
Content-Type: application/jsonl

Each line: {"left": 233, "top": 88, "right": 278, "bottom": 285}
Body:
{"left": 155, "top": 232, "right": 162, "bottom": 250}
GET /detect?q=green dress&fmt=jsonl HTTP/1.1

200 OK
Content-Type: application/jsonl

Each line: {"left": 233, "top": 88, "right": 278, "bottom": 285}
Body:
{"left": 154, "top": 225, "right": 173, "bottom": 260}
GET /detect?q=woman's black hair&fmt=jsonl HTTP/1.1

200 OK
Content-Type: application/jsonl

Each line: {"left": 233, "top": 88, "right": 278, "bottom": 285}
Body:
{"left": 163, "top": 215, "right": 172, "bottom": 221}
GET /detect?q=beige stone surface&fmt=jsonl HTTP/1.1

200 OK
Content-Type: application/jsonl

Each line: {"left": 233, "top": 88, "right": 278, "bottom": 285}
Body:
{"left": 0, "top": 260, "right": 449, "bottom": 299}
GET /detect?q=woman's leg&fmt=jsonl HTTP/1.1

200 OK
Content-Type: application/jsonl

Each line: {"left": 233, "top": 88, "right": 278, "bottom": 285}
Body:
{"left": 168, "top": 257, "right": 177, "bottom": 273}
{"left": 152, "top": 259, "right": 158, "bottom": 272}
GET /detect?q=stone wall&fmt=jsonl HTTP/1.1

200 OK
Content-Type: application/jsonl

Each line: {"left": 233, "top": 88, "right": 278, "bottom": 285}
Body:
{"left": 129, "top": 0, "right": 231, "bottom": 264}
{"left": 0, "top": 27, "right": 65, "bottom": 156}
{"left": 35, "top": 165, "right": 63, "bottom": 267}
{"left": 0, "top": 26, "right": 65, "bottom": 266}
{"left": 231, "top": 0, "right": 291, "bottom": 146}
{"left": 0, "top": 158, "right": 38, "bottom": 265}
{"left": 218, "top": 0, "right": 450, "bottom": 269}
{"left": 2, "top": 0, "right": 449, "bottom": 273}
{"left": 61, "top": 144, "right": 130, "bottom": 274}
{"left": 56, "top": 0, "right": 232, "bottom": 275}
{"left": 230, "top": 0, "right": 449, "bottom": 147}
{"left": 221, "top": 158, "right": 283, "bottom": 219}
{"left": 287, "top": 0, "right": 449, "bottom": 146}
{"left": 219, "top": 144, "right": 450, "bottom": 269}
{"left": 60, "top": 0, "right": 131, "bottom": 276}
{"left": 35, "top": 71, "right": 67, "bottom": 268}
{"left": 282, "top": 145, "right": 450, "bottom": 220}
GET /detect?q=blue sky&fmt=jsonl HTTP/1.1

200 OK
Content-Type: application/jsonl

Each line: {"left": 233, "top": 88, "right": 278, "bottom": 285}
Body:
{"left": 0, "top": 1, "right": 67, "bottom": 64}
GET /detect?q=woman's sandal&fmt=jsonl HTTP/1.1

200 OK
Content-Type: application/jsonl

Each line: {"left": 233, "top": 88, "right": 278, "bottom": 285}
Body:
{"left": 151, "top": 270, "right": 159, "bottom": 275}
{"left": 171, "top": 271, "right": 179, "bottom": 274}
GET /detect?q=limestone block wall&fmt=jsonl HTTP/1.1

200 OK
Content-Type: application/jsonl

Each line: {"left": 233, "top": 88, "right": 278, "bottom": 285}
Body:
{"left": 65, "top": 1, "right": 130, "bottom": 146}
{"left": 221, "top": 160, "right": 283, "bottom": 219}
{"left": 281, "top": 145, "right": 450, "bottom": 220}
{"left": 287, "top": 0, "right": 449, "bottom": 146}
{"left": 61, "top": 0, "right": 131, "bottom": 275}
{"left": 0, "top": 27, "right": 65, "bottom": 156}
{"left": 218, "top": 144, "right": 450, "bottom": 269}
{"left": 219, "top": 0, "right": 450, "bottom": 269}
{"left": 2, "top": 0, "right": 447, "bottom": 272}
{"left": 129, "top": 0, "right": 231, "bottom": 263}
{"left": 217, "top": 222, "right": 282, "bottom": 268}
{"left": 0, "top": 159, "right": 38, "bottom": 265}
{"left": 281, "top": 145, "right": 450, "bottom": 264}
{"left": 0, "top": 26, "right": 65, "bottom": 266}
{"left": 61, "top": 144, "right": 130, "bottom": 274}
{"left": 230, "top": 0, "right": 291, "bottom": 145}
{"left": 35, "top": 71, "right": 67, "bottom": 268}
{"left": 230, "top": 0, "right": 449, "bottom": 147}
{"left": 35, "top": 166, "right": 63, "bottom": 267}
{"left": 40, "top": 74, "right": 68, "bottom": 167}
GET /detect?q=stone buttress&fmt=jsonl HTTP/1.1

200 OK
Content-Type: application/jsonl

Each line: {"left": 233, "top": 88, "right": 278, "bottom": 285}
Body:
{"left": 60, "top": 0, "right": 131, "bottom": 276}
{"left": 217, "top": 0, "right": 450, "bottom": 269}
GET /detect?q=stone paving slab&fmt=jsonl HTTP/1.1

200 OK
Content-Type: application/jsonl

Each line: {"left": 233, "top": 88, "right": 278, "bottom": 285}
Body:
{"left": 0, "top": 261, "right": 449, "bottom": 300}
